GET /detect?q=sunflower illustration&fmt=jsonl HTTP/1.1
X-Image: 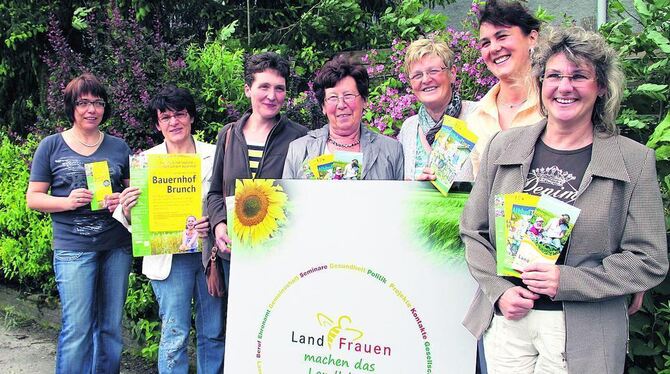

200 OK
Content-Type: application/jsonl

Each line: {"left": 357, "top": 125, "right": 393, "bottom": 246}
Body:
{"left": 233, "top": 179, "right": 288, "bottom": 246}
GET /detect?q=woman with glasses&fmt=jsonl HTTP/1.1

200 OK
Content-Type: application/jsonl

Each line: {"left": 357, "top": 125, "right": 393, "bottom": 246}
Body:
{"left": 466, "top": 0, "right": 544, "bottom": 178}
{"left": 114, "top": 86, "right": 225, "bottom": 373}
{"left": 460, "top": 26, "right": 668, "bottom": 373}
{"left": 26, "top": 73, "right": 132, "bottom": 373}
{"left": 397, "top": 38, "right": 477, "bottom": 180}
{"left": 207, "top": 52, "right": 308, "bottom": 288}
{"left": 283, "top": 55, "right": 403, "bottom": 180}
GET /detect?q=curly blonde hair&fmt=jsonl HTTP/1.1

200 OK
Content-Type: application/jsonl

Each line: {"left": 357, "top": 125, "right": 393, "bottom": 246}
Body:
{"left": 532, "top": 26, "right": 625, "bottom": 135}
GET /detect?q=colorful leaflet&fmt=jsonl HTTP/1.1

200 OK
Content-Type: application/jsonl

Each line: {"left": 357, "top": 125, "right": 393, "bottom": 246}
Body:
{"left": 428, "top": 115, "right": 477, "bottom": 196}
{"left": 84, "top": 160, "right": 113, "bottom": 211}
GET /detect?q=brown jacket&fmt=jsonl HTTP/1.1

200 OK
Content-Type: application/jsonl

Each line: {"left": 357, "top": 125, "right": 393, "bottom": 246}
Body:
{"left": 460, "top": 120, "right": 668, "bottom": 373}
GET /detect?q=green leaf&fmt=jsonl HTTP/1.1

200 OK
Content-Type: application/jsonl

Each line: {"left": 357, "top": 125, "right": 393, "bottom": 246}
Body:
{"left": 654, "top": 144, "right": 670, "bottom": 160}
{"left": 637, "top": 83, "right": 668, "bottom": 92}
{"left": 630, "top": 338, "right": 663, "bottom": 356}
{"left": 647, "top": 58, "right": 669, "bottom": 73}
{"left": 647, "top": 112, "right": 670, "bottom": 150}
{"left": 633, "top": 0, "right": 652, "bottom": 18}
{"left": 647, "top": 31, "right": 670, "bottom": 54}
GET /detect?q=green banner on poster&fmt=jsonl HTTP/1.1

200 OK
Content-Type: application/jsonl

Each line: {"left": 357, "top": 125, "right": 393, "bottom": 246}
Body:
{"left": 225, "top": 180, "right": 477, "bottom": 373}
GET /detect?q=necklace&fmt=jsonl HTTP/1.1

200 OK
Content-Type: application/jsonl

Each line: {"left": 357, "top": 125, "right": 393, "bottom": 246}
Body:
{"left": 74, "top": 130, "right": 104, "bottom": 147}
{"left": 328, "top": 135, "right": 360, "bottom": 148}
{"left": 499, "top": 97, "right": 528, "bottom": 109}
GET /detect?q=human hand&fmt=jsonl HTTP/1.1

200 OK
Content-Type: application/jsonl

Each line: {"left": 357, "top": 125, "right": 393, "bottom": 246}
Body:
{"left": 521, "top": 263, "right": 561, "bottom": 298}
{"left": 214, "top": 222, "right": 232, "bottom": 254}
{"left": 66, "top": 188, "right": 93, "bottom": 210}
{"left": 195, "top": 216, "right": 210, "bottom": 238}
{"left": 416, "top": 167, "right": 436, "bottom": 181}
{"left": 105, "top": 192, "right": 121, "bottom": 213}
{"left": 497, "top": 286, "right": 539, "bottom": 320}
{"left": 119, "top": 186, "right": 141, "bottom": 218}
{"left": 628, "top": 291, "right": 645, "bottom": 315}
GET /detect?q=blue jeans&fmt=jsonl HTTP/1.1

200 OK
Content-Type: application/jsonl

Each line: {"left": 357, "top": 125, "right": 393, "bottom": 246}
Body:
{"left": 151, "top": 253, "right": 225, "bottom": 374}
{"left": 53, "top": 246, "right": 132, "bottom": 374}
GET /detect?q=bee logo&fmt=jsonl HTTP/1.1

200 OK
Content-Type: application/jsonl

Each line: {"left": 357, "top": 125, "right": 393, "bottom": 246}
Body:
{"left": 316, "top": 313, "right": 364, "bottom": 349}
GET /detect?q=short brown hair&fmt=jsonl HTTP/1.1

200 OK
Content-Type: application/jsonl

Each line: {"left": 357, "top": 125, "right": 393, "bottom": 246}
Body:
{"left": 313, "top": 55, "right": 369, "bottom": 105}
{"left": 63, "top": 73, "right": 112, "bottom": 124}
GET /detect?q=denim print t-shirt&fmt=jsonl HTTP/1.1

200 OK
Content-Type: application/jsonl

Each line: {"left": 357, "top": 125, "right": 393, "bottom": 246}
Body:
{"left": 30, "top": 133, "right": 132, "bottom": 251}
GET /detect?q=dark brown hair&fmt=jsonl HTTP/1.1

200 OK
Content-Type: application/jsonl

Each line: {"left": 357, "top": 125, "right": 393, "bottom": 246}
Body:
{"left": 313, "top": 55, "right": 369, "bottom": 105}
{"left": 63, "top": 73, "right": 111, "bottom": 124}
{"left": 148, "top": 85, "right": 197, "bottom": 125}
{"left": 478, "top": 0, "right": 541, "bottom": 36}
{"left": 244, "top": 52, "right": 290, "bottom": 86}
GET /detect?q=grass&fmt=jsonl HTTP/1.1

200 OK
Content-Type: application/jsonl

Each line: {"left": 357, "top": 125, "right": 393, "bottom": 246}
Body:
{"left": 409, "top": 190, "right": 468, "bottom": 262}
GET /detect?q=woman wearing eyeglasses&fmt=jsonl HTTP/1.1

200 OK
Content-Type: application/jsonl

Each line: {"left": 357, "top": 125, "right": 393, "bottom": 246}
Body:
{"left": 114, "top": 86, "right": 225, "bottom": 373}
{"left": 283, "top": 55, "right": 403, "bottom": 180}
{"left": 26, "top": 73, "right": 132, "bottom": 373}
{"left": 460, "top": 26, "right": 668, "bottom": 373}
{"left": 397, "top": 38, "right": 477, "bottom": 181}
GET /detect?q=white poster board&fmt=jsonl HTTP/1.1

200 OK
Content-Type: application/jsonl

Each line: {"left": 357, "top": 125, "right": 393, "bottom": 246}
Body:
{"left": 225, "top": 180, "right": 477, "bottom": 373}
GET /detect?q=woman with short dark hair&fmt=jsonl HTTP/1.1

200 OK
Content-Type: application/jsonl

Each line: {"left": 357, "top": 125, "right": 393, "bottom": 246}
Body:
{"left": 115, "top": 85, "right": 225, "bottom": 373}
{"left": 207, "top": 52, "right": 308, "bottom": 287}
{"left": 283, "top": 55, "right": 403, "bottom": 180}
{"left": 467, "top": 0, "right": 543, "bottom": 177}
{"left": 26, "top": 73, "right": 132, "bottom": 373}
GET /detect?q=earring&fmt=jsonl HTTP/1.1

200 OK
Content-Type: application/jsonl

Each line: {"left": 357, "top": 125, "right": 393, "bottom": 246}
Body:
{"left": 529, "top": 47, "right": 535, "bottom": 58}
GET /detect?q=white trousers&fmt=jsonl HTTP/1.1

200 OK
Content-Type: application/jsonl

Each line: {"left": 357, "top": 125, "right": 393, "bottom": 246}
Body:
{"left": 483, "top": 310, "right": 568, "bottom": 374}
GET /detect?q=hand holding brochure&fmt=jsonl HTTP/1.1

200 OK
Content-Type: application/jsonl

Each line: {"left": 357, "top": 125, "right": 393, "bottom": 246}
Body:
{"left": 428, "top": 115, "right": 477, "bottom": 196}
{"left": 84, "top": 161, "right": 113, "bottom": 210}
{"left": 495, "top": 193, "right": 580, "bottom": 277}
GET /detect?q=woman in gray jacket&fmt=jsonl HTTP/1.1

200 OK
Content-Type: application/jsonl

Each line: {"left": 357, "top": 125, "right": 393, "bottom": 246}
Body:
{"left": 283, "top": 55, "right": 403, "bottom": 180}
{"left": 460, "top": 26, "right": 668, "bottom": 373}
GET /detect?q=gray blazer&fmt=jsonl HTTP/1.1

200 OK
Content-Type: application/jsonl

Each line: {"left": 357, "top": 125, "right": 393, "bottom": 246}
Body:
{"left": 282, "top": 124, "right": 404, "bottom": 180}
{"left": 460, "top": 120, "right": 668, "bottom": 373}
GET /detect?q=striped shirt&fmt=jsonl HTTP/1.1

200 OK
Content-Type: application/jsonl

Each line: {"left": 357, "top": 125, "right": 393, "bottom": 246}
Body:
{"left": 247, "top": 143, "right": 265, "bottom": 178}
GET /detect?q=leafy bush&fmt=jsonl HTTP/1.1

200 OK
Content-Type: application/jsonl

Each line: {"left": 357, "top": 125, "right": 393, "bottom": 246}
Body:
{"left": 0, "top": 134, "right": 53, "bottom": 293}
{"left": 41, "top": 3, "right": 188, "bottom": 151}
{"left": 183, "top": 22, "right": 245, "bottom": 139}
{"left": 125, "top": 272, "right": 160, "bottom": 360}
{"left": 600, "top": 0, "right": 670, "bottom": 372}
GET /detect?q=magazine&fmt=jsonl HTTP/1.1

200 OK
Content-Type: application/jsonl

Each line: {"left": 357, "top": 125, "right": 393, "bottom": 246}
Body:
{"left": 303, "top": 152, "right": 363, "bottom": 180}
{"left": 428, "top": 115, "right": 477, "bottom": 196}
{"left": 496, "top": 193, "right": 539, "bottom": 277}
{"left": 511, "top": 195, "right": 581, "bottom": 272}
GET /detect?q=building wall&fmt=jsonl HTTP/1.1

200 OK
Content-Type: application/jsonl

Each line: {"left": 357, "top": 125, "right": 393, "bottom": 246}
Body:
{"left": 436, "top": 0, "right": 602, "bottom": 31}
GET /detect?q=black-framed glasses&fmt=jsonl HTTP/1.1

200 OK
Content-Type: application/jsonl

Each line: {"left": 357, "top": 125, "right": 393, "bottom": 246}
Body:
{"left": 75, "top": 100, "right": 106, "bottom": 109}
{"left": 408, "top": 66, "right": 448, "bottom": 82}
{"left": 158, "top": 111, "right": 189, "bottom": 124}
{"left": 324, "top": 93, "right": 360, "bottom": 106}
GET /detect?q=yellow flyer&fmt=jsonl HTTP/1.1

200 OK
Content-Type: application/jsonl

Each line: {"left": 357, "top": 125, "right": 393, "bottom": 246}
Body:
{"left": 84, "top": 160, "right": 113, "bottom": 211}
{"left": 130, "top": 154, "right": 202, "bottom": 256}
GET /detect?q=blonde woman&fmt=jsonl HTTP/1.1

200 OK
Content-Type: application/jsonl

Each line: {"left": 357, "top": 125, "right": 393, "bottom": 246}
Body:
{"left": 397, "top": 38, "right": 477, "bottom": 180}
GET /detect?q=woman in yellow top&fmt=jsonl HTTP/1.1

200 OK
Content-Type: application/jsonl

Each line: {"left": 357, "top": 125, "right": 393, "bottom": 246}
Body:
{"left": 467, "top": 0, "right": 543, "bottom": 177}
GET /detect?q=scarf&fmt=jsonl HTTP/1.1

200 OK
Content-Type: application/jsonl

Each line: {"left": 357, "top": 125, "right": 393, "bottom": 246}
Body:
{"left": 418, "top": 90, "right": 463, "bottom": 145}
